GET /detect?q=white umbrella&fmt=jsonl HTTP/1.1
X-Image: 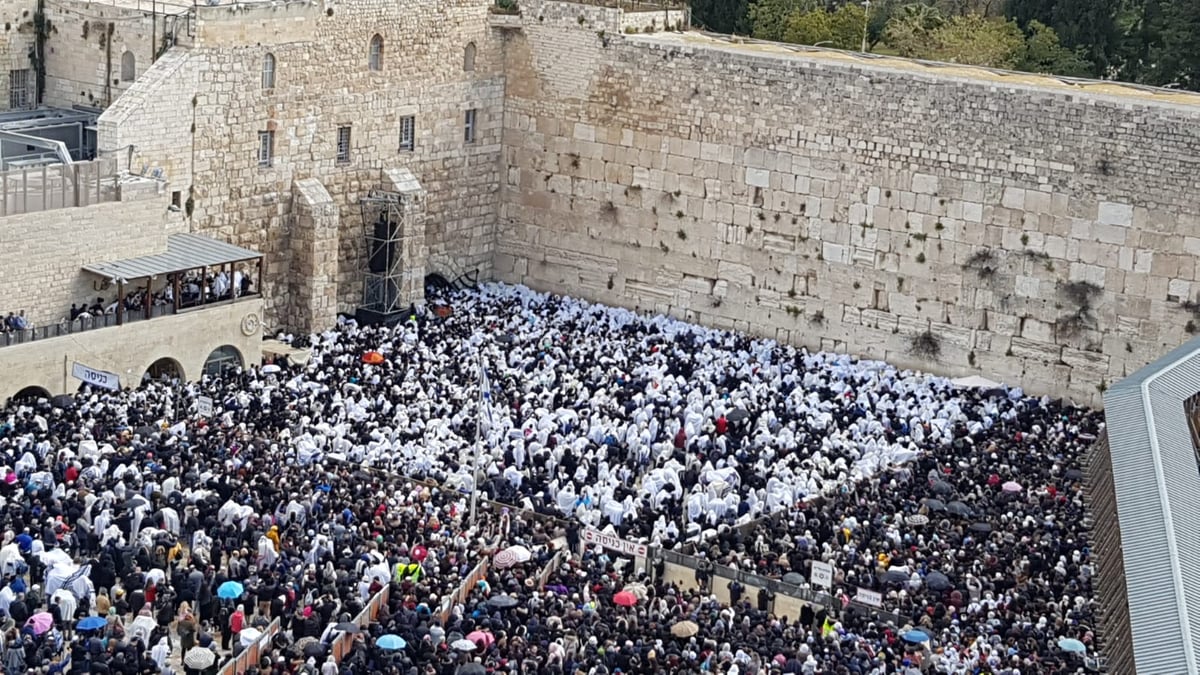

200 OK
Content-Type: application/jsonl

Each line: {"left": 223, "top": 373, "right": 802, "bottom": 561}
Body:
{"left": 452, "top": 638, "right": 478, "bottom": 651}
{"left": 949, "top": 375, "right": 1002, "bottom": 389}
{"left": 184, "top": 646, "right": 217, "bottom": 669}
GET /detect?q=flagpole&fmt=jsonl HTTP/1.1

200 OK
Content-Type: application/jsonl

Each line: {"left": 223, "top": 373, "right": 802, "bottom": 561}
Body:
{"left": 469, "top": 352, "right": 483, "bottom": 528}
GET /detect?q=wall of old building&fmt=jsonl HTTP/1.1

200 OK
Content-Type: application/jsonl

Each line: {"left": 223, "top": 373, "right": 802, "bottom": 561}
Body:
{"left": 0, "top": 297, "right": 263, "bottom": 402}
{"left": 41, "top": 0, "right": 191, "bottom": 111}
{"left": 495, "top": 12, "right": 1200, "bottom": 406}
{"left": 0, "top": 172, "right": 179, "bottom": 326}
{"left": 97, "top": 0, "right": 504, "bottom": 329}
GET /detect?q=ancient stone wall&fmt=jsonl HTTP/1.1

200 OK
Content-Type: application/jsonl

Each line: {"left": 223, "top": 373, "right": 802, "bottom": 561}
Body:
{"left": 0, "top": 174, "right": 178, "bottom": 325}
{"left": 42, "top": 0, "right": 191, "bottom": 110}
{"left": 496, "top": 23, "right": 1200, "bottom": 406}
{"left": 0, "top": 296, "right": 263, "bottom": 402}
{"left": 0, "top": 0, "right": 37, "bottom": 110}
{"left": 98, "top": 0, "right": 504, "bottom": 330}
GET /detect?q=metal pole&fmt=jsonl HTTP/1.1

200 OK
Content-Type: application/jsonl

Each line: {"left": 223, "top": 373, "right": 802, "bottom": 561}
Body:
{"left": 860, "top": 0, "right": 870, "bottom": 53}
{"left": 469, "top": 353, "right": 483, "bottom": 527}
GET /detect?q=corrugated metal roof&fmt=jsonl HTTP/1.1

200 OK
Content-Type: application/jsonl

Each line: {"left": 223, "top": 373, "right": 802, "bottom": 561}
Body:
{"left": 1104, "top": 337, "right": 1200, "bottom": 674}
{"left": 83, "top": 233, "right": 261, "bottom": 281}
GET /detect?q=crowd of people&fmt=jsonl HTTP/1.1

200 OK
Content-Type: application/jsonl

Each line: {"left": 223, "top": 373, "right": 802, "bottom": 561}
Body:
{"left": 0, "top": 283, "right": 1104, "bottom": 674}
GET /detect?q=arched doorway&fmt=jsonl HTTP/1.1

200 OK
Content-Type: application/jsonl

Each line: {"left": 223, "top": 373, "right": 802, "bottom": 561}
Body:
{"left": 144, "top": 357, "right": 184, "bottom": 383}
{"left": 203, "top": 345, "right": 243, "bottom": 379}
{"left": 10, "top": 386, "right": 50, "bottom": 402}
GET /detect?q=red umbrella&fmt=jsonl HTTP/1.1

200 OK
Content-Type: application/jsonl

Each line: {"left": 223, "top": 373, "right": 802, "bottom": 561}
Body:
{"left": 362, "top": 351, "right": 384, "bottom": 365}
{"left": 411, "top": 545, "right": 428, "bottom": 562}
{"left": 613, "top": 591, "right": 638, "bottom": 607}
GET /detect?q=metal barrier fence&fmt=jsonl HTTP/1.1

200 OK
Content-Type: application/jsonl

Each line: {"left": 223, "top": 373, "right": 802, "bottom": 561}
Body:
{"left": 537, "top": 548, "right": 568, "bottom": 590}
{"left": 439, "top": 559, "right": 490, "bottom": 624}
{"left": 330, "top": 585, "right": 392, "bottom": 663}
{"left": 657, "top": 548, "right": 901, "bottom": 627}
{"left": 215, "top": 616, "right": 281, "bottom": 675}
{"left": 0, "top": 158, "right": 119, "bottom": 215}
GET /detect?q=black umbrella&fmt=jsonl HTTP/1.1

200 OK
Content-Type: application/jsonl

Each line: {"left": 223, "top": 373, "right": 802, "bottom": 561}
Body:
{"left": 134, "top": 425, "right": 157, "bottom": 438}
{"left": 50, "top": 395, "right": 74, "bottom": 410}
{"left": 334, "top": 622, "right": 360, "bottom": 633}
{"left": 922, "top": 498, "right": 946, "bottom": 512}
{"left": 968, "top": 522, "right": 992, "bottom": 534}
{"left": 303, "top": 642, "right": 327, "bottom": 658}
{"left": 781, "top": 572, "right": 804, "bottom": 585}
{"left": 930, "top": 480, "right": 954, "bottom": 496}
{"left": 1064, "top": 468, "right": 1084, "bottom": 480}
{"left": 925, "top": 571, "right": 952, "bottom": 592}
{"left": 946, "top": 501, "right": 972, "bottom": 517}
{"left": 457, "top": 665, "right": 486, "bottom": 675}
{"left": 495, "top": 333, "right": 517, "bottom": 346}
{"left": 881, "top": 569, "right": 909, "bottom": 585}
{"left": 487, "top": 595, "right": 519, "bottom": 609}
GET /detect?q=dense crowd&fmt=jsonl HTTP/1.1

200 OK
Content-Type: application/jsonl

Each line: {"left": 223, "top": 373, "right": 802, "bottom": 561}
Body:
{"left": 0, "top": 283, "right": 1103, "bottom": 674}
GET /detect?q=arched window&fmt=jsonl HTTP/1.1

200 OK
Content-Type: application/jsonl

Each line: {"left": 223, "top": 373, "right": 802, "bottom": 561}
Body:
{"left": 262, "top": 52, "right": 276, "bottom": 89}
{"left": 121, "top": 51, "right": 136, "bottom": 82}
{"left": 369, "top": 34, "right": 384, "bottom": 71}
{"left": 463, "top": 42, "right": 476, "bottom": 72}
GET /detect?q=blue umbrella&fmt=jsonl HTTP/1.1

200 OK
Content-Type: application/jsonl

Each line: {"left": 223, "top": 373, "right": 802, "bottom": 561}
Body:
{"left": 901, "top": 628, "right": 931, "bottom": 643}
{"left": 76, "top": 616, "right": 107, "bottom": 631}
{"left": 1058, "top": 638, "right": 1087, "bottom": 654}
{"left": 217, "top": 581, "right": 244, "bottom": 600}
{"left": 377, "top": 634, "right": 406, "bottom": 650}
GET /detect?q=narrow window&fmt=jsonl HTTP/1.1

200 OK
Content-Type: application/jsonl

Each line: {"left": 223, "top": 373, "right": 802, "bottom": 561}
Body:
{"left": 262, "top": 53, "right": 276, "bottom": 90}
{"left": 257, "top": 130, "right": 274, "bottom": 167}
{"left": 463, "top": 42, "right": 476, "bottom": 72}
{"left": 121, "top": 52, "right": 136, "bottom": 82}
{"left": 9, "top": 69, "right": 31, "bottom": 109}
{"left": 369, "top": 34, "right": 384, "bottom": 71}
{"left": 464, "top": 109, "right": 477, "bottom": 144}
{"left": 398, "top": 115, "right": 415, "bottom": 152}
{"left": 337, "top": 126, "right": 351, "bottom": 163}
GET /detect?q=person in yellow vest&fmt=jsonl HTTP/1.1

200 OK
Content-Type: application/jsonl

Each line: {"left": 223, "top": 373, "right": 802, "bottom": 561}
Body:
{"left": 822, "top": 616, "right": 838, "bottom": 639}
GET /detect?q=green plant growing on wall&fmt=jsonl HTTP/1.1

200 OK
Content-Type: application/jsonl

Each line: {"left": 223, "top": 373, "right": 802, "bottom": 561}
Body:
{"left": 962, "top": 248, "right": 996, "bottom": 279}
{"left": 677, "top": 228, "right": 686, "bottom": 239}
{"left": 786, "top": 306, "right": 801, "bottom": 318}
{"left": 916, "top": 252, "right": 926, "bottom": 263}
{"left": 809, "top": 309, "right": 825, "bottom": 325}
{"left": 1056, "top": 280, "right": 1102, "bottom": 340}
{"left": 910, "top": 330, "right": 941, "bottom": 359}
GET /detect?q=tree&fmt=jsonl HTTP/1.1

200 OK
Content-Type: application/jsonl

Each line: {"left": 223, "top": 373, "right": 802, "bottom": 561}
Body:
{"left": 929, "top": 14, "right": 1026, "bottom": 68}
{"left": 749, "top": 0, "right": 820, "bottom": 40}
{"left": 782, "top": 4, "right": 866, "bottom": 49}
{"left": 691, "top": 0, "right": 752, "bottom": 34}
{"left": 1020, "top": 20, "right": 1093, "bottom": 75}
{"left": 883, "top": 3, "right": 945, "bottom": 57}
{"left": 782, "top": 8, "right": 834, "bottom": 45}
{"left": 1145, "top": 0, "right": 1200, "bottom": 88}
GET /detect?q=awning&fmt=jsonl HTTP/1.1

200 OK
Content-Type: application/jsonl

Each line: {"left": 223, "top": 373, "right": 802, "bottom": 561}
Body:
{"left": 261, "top": 339, "right": 312, "bottom": 366}
{"left": 83, "top": 233, "right": 261, "bottom": 282}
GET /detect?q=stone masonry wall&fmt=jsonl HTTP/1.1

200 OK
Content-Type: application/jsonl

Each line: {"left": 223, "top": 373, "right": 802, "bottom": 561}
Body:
{"left": 42, "top": 0, "right": 192, "bottom": 110}
{"left": 0, "top": 177, "right": 177, "bottom": 326}
{"left": 0, "top": 0, "right": 36, "bottom": 110}
{"left": 497, "top": 23, "right": 1200, "bottom": 406}
{"left": 98, "top": 0, "right": 504, "bottom": 330}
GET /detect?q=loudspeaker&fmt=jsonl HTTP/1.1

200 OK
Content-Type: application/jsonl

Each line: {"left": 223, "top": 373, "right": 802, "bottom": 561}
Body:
{"left": 369, "top": 218, "right": 397, "bottom": 273}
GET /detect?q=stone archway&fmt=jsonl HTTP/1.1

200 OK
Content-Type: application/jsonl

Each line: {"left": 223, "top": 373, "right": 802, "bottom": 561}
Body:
{"left": 10, "top": 386, "right": 50, "bottom": 402}
{"left": 202, "top": 345, "right": 243, "bottom": 379}
{"left": 143, "top": 357, "right": 184, "bottom": 383}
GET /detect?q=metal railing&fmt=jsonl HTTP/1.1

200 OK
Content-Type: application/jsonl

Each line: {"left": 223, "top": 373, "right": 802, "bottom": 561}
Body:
{"left": 657, "top": 548, "right": 901, "bottom": 627}
{"left": 439, "top": 559, "right": 490, "bottom": 624}
{"left": 0, "top": 305, "right": 177, "bottom": 349}
{"left": 0, "top": 158, "right": 119, "bottom": 215}
{"left": 216, "top": 616, "right": 281, "bottom": 675}
{"left": 330, "top": 585, "right": 391, "bottom": 663}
